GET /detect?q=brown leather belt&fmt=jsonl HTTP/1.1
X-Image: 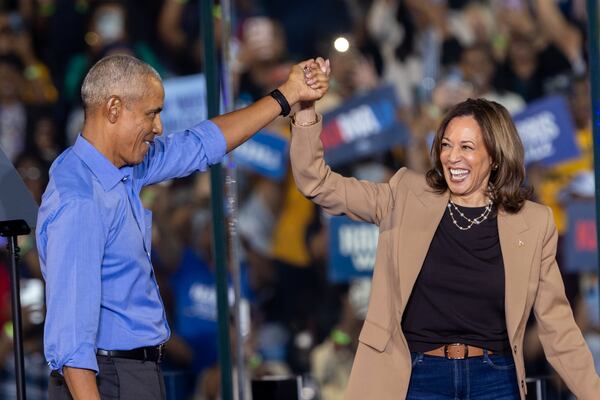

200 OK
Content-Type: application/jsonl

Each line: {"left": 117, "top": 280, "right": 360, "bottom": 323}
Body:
{"left": 423, "top": 343, "right": 493, "bottom": 359}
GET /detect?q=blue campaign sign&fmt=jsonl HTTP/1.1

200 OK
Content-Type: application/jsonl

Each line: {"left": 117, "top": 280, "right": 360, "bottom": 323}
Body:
{"left": 513, "top": 96, "right": 580, "bottom": 167}
{"left": 233, "top": 131, "right": 289, "bottom": 181}
{"left": 161, "top": 74, "right": 207, "bottom": 133}
{"left": 171, "top": 247, "right": 253, "bottom": 372}
{"left": 564, "top": 200, "right": 598, "bottom": 273}
{"left": 321, "top": 85, "right": 409, "bottom": 167}
{"left": 328, "top": 216, "right": 378, "bottom": 283}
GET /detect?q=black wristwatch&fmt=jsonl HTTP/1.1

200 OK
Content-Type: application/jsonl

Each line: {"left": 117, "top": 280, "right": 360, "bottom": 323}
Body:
{"left": 269, "top": 88, "right": 291, "bottom": 117}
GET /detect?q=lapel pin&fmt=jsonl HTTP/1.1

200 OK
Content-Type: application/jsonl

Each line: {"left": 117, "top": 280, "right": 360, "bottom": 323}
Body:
{"left": 518, "top": 240, "right": 524, "bottom": 247}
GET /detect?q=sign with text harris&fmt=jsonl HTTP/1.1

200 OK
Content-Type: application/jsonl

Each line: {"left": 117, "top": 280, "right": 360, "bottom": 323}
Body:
{"left": 328, "top": 216, "right": 379, "bottom": 283}
{"left": 513, "top": 96, "right": 580, "bottom": 167}
{"left": 321, "top": 85, "right": 409, "bottom": 167}
{"left": 233, "top": 131, "right": 289, "bottom": 181}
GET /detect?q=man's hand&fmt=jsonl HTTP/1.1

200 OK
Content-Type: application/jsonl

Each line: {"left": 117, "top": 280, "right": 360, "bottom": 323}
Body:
{"left": 63, "top": 367, "right": 101, "bottom": 400}
{"left": 278, "top": 58, "right": 330, "bottom": 106}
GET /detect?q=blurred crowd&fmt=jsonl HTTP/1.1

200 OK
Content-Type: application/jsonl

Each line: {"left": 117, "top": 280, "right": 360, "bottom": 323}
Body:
{"left": 0, "top": 0, "right": 598, "bottom": 399}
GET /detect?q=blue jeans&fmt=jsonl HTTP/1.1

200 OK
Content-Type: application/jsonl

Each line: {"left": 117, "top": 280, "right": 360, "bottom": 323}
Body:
{"left": 407, "top": 350, "right": 520, "bottom": 400}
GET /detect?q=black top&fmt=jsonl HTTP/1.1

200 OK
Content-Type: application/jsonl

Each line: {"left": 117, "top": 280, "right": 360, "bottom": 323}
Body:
{"left": 401, "top": 203, "right": 511, "bottom": 354}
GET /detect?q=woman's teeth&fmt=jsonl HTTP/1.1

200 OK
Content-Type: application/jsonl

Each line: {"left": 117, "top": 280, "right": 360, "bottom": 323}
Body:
{"left": 450, "top": 168, "right": 469, "bottom": 180}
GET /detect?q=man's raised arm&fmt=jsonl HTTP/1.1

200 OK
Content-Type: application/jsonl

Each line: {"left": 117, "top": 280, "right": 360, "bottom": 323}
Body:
{"left": 211, "top": 59, "right": 329, "bottom": 152}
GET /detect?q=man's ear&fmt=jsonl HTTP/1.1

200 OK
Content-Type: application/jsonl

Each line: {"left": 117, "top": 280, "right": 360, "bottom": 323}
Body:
{"left": 105, "top": 96, "right": 122, "bottom": 124}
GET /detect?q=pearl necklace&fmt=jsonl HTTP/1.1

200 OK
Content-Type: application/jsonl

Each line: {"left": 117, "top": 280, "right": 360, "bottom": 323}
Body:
{"left": 447, "top": 200, "right": 492, "bottom": 231}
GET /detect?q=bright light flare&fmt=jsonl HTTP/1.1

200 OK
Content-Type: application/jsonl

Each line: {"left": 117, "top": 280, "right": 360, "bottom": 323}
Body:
{"left": 334, "top": 36, "right": 350, "bottom": 53}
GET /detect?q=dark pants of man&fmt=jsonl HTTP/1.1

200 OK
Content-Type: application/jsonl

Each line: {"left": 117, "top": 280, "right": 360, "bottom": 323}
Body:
{"left": 48, "top": 356, "right": 166, "bottom": 400}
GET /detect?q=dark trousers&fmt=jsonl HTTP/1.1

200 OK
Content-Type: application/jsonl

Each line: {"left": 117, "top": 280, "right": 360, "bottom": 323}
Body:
{"left": 48, "top": 355, "right": 166, "bottom": 400}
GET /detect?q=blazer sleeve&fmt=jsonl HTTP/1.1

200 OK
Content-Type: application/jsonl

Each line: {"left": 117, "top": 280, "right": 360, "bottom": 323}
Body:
{"left": 290, "top": 116, "right": 406, "bottom": 226}
{"left": 533, "top": 206, "right": 600, "bottom": 399}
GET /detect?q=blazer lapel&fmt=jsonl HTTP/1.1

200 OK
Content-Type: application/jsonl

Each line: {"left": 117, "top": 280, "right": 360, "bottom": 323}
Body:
{"left": 498, "top": 210, "right": 537, "bottom": 341}
{"left": 397, "top": 188, "right": 448, "bottom": 312}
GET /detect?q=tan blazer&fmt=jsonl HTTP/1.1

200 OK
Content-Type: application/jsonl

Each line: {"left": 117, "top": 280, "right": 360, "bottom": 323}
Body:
{"left": 290, "top": 118, "right": 600, "bottom": 400}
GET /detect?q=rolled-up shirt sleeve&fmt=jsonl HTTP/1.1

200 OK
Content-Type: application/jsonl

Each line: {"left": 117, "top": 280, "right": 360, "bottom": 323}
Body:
{"left": 41, "top": 196, "right": 106, "bottom": 374}
{"left": 135, "top": 120, "right": 227, "bottom": 187}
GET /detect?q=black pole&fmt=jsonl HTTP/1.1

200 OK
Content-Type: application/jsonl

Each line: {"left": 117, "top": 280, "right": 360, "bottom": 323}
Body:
{"left": 8, "top": 236, "right": 26, "bottom": 400}
{"left": 587, "top": 0, "right": 600, "bottom": 322}
{"left": 201, "top": 1, "right": 234, "bottom": 399}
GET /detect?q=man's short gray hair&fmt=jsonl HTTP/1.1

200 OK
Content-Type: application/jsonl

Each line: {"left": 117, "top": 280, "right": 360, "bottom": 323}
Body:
{"left": 81, "top": 54, "right": 162, "bottom": 111}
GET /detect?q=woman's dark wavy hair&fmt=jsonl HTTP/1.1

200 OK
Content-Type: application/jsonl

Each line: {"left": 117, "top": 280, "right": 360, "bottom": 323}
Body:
{"left": 425, "top": 98, "right": 532, "bottom": 213}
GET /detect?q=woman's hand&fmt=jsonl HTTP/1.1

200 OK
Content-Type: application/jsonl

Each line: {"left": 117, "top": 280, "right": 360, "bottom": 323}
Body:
{"left": 292, "top": 57, "right": 331, "bottom": 124}
{"left": 292, "top": 57, "right": 331, "bottom": 125}
{"left": 278, "top": 57, "right": 330, "bottom": 107}
{"left": 304, "top": 57, "right": 331, "bottom": 97}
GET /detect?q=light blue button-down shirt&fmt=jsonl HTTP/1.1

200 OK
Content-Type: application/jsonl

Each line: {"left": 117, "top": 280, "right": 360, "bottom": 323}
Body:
{"left": 36, "top": 120, "right": 226, "bottom": 373}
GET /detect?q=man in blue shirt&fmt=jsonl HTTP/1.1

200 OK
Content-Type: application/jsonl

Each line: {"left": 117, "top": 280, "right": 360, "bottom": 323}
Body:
{"left": 36, "top": 54, "right": 329, "bottom": 399}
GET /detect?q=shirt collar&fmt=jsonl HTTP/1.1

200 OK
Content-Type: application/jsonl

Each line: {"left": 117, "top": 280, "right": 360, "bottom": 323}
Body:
{"left": 73, "top": 134, "right": 127, "bottom": 191}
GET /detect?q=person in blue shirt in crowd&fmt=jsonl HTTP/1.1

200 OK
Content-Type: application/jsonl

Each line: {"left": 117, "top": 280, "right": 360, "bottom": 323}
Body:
{"left": 36, "top": 54, "right": 329, "bottom": 400}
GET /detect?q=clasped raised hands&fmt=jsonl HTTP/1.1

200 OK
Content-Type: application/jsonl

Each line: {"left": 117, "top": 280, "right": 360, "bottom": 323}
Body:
{"left": 278, "top": 57, "right": 331, "bottom": 106}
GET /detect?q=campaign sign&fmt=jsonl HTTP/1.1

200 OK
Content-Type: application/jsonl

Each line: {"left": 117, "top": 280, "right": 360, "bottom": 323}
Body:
{"left": 161, "top": 74, "right": 207, "bottom": 133}
{"left": 328, "top": 216, "right": 379, "bottom": 282}
{"left": 513, "top": 96, "right": 579, "bottom": 167}
{"left": 321, "top": 85, "right": 409, "bottom": 167}
{"left": 234, "top": 131, "right": 289, "bottom": 181}
{"left": 564, "top": 200, "right": 598, "bottom": 273}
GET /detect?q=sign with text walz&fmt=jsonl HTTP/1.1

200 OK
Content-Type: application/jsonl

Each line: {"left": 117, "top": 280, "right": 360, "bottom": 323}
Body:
{"left": 321, "top": 85, "right": 409, "bottom": 167}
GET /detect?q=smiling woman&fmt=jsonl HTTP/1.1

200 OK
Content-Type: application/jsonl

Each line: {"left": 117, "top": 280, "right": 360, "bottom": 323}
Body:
{"left": 289, "top": 97, "right": 600, "bottom": 400}
{"left": 426, "top": 99, "right": 532, "bottom": 213}
{"left": 439, "top": 116, "right": 493, "bottom": 207}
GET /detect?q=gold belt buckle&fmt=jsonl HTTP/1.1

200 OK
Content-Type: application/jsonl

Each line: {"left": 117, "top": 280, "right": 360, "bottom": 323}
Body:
{"left": 444, "top": 343, "right": 468, "bottom": 359}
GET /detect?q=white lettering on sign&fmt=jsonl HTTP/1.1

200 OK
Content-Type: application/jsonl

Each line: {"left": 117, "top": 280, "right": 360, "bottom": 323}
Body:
{"left": 338, "top": 224, "right": 379, "bottom": 271}
{"left": 235, "top": 140, "right": 281, "bottom": 170}
{"left": 516, "top": 111, "right": 560, "bottom": 164}
{"left": 337, "top": 105, "right": 381, "bottom": 142}
{"left": 186, "top": 283, "right": 235, "bottom": 321}
{"left": 162, "top": 74, "right": 207, "bottom": 133}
